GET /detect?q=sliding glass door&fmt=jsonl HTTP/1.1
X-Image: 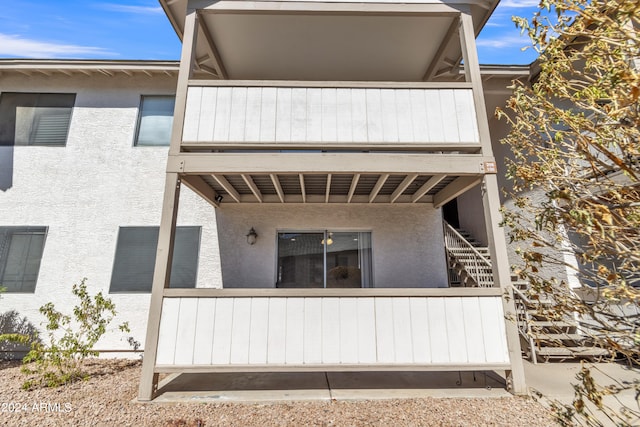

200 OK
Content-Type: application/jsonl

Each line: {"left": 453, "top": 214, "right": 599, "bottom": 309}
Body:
{"left": 277, "top": 231, "right": 372, "bottom": 288}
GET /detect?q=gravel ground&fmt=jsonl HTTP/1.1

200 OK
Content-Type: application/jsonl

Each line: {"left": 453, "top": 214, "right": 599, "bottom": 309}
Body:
{"left": 0, "top": 359, "right": 557, "bottom": 427}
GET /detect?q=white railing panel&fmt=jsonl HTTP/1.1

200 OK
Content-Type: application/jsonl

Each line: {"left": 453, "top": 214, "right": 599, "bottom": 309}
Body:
{"left": 267, "top": 297, "right": 287, "bottom": 363}
{"left": 211, "top": 298, "right": 233, "bottom": 364}
{"left": 445, "top": 297, "right": 468, "bottom": 363}
{"left": 183, "top": 86, "right": 480, "bottom": 145}
{"left": 461, "top": 297, "right": 488, "bottom": 364}
{"left": 248, "top": 297, "right": 269, "bottom": 364}
{"left": 285, "top": 297, "right": 305, "bottom": 364}
{"left": 174, "top": 298, "right": 198, "bottom": 365}
{"left": 229, "top": 298, "right": 251, "bottom": 364}
{"left": 409, "top": 297, "right": 432, "bottom": 363}
{"left": 156, "top": 295, "right": 510, "bottom": 367}
{"left": 193, "top": 298, "right": 216, "bottom": 365}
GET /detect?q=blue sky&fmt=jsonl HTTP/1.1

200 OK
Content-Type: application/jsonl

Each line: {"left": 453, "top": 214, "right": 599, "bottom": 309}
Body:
{"left": 0, "top": 0, "right": 541, "bottom": 65}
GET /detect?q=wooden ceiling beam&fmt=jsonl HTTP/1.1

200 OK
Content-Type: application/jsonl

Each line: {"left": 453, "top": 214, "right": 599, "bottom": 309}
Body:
{"left": 411, "top": 174, "right": 446, "bottom": 203}
{"left": 299, "top": 174, "right": 306, "bottom": 203}
{"left": 347, "top": 174, "right": 360, "bottom": 203}
{"left": 433, "top": 176, "right": 481, "bottom": 208}
{"left": 390, "top": 174, "right": 418, "bottom": 203}
{"left": 270, "top": 174, "right": 285, "bottom": 203}
{"left": 211, "top": 174, "right": 240, "bottom": 203}
{"left": 369, "top": 174, "right": 389, "bottom": 203}
{"left": 242, "top": 174, "right": 263, "bottom": 203}
{"left": 181, "top": 175, "right": 220, "bottom": 208}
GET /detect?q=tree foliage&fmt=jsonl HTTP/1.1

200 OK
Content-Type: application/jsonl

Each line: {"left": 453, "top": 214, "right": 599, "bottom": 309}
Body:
{"left": 497, "top": 0, "right": 639, "bottom": 424}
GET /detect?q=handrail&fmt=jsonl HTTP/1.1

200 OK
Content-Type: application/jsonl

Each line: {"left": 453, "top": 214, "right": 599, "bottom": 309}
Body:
{"left": 511, "top": 284, "right": 532, "bottom": 304}
{"left": 444, "top": 222, "right": 492, "bottom": 265}
{"left": 511, "top": 283, "right": 538, "bottom": 363}
{"left": 443, "top": 222, "right": 494, "bottom": 287}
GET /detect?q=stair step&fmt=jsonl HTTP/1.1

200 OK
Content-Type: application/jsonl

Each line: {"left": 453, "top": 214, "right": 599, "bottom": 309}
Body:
{"left": 532, "top": 333, "right": 588, "bottom": 341}
{"left": 536, "top": 347, "right": 608, "bottom": 357}
{"left": 529, "top": 321, "right": 574, "bottom": 328}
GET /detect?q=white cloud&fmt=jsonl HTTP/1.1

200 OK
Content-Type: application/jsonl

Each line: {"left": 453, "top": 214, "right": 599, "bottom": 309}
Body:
{"left": 98, "top": 4, "right": 163, "bottom": 15}
{"left": 0, "top": 33, "right": 112, "bottom": 58}
{"left": 476, "top": 34, "right": 531, "bottom": 49}
{"left": 498, "top": 0, "right": 540, "bottom": 8}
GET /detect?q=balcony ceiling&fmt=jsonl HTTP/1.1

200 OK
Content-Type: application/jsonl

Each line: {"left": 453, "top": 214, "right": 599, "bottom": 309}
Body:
{"left": 180, "top": 171, "right": 483, "bottom": 208}
{"left": 160, "top": 0, "right": 499, "bottom": 81}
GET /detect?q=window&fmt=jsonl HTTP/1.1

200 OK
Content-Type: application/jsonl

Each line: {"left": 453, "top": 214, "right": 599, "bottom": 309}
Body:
{"left": 276, "top": 231, "right": 372, "bottom": 288}
{"left": 0, "top": 93, "right": 75, "bottom": 146}
{"left": 0, "top": 227, "right": 47, "bottom": 293}
{"left": 109, "top": 226, "right": 200, "bottom": 293}
{"left": 134, "top": 95, "right": 175, "bottom": 146}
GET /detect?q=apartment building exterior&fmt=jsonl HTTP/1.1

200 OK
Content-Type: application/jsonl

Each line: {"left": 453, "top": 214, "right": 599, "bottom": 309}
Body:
{"left": 0, "top": 0, "right": 546, "bottom": 401}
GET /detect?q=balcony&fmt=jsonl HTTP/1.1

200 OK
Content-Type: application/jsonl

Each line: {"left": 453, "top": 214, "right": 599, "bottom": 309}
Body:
{"left": 155, "top": 288, "right": 510, "bottom": 372}
{"left": 171, "top": 81, "right": 490, "bottom": 206}
{"left": 181, "top": 82, "right": 480, "bottom": 152}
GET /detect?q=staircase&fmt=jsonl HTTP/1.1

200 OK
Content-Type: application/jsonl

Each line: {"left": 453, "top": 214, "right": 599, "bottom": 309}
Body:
{"left": 443, "top": 223, "right": 493, "bottom": 288}
{"left": 443, "top": 221, "right": 608, "bottom": 362}
{"left": 512, "top": 283, "right": 608, "bottom": 363}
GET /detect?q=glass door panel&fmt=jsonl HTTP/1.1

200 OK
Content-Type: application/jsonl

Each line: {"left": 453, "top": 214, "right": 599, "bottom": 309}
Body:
{"left": 276, "top": 232, "right": 324, "bottom": 288}
{"left": 326, "top": 232, "right": 360, "bottom": 288}
{"left": 277, "top": 231, "right": 372, "bottom": 288}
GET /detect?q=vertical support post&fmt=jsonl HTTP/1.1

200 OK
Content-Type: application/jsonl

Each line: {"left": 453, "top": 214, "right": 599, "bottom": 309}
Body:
{"left": 459, "top": 10, "right": 527, "bottom": 394}
{"left": 481, "top": 175, "right": 527, "bottom": 394}
{"left": 458, "top": 11, "right": 493, "bottom": 155}
{"left": 138, "top": 173, "right": 181, "bottom": 401}
{"left": 169, "top": 7, "right": 199, "bottom": 156}
{"left": 138, "top": 3, "right": 199, "bottom": 401}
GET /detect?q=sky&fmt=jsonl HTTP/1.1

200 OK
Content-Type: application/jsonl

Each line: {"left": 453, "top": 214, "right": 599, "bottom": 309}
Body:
{"left": 0, "top": 0, "right": 542, "bottom": 65}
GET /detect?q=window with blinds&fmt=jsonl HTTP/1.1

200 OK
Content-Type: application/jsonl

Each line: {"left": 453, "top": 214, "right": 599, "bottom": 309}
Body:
{"left": 0, "top": 226, "right": 48, "bottom": 293}
{"left": 0, "top": 93, "right": 75, "bottom": 146}
{"left": 109, "top": 226, "right": 200, "bottom": 293}
{"left": 134, "top": 95, "right": 175, "bottom": 146}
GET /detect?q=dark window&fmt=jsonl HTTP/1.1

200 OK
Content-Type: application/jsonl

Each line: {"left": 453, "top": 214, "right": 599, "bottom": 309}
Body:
{"left": 0, "top": 227, "right": 47, "bottom": 293}
{"left": 134, "top": 95, "right": 175, "bottom": 146}
{"left": 0, "top": 93, "right": 75, "bottom": 146}
{"left": 109, "top": 226, "right": 200, "bottom": 293}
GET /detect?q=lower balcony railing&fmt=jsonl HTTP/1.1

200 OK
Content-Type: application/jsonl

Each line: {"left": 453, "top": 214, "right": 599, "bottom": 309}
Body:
{"left": 154, "top": 288, "right": 510, "bottom": 372}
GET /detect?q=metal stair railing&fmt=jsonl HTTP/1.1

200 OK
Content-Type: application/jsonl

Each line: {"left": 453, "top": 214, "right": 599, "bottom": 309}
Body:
{"left": 443, "top": 222, "right": 494, "bottom": 288}
{"left": 512, "top": 284, "right": 539, "bottom": 363}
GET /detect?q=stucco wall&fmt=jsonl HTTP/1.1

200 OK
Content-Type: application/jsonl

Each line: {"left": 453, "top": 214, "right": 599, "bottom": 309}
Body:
{"left": 0, "top": 73, "right": 222, "bottom": 353}
{"left": 215, "top": 204, "right": 448, "bottom": 289}
{"left": 456, "top": 186, "right": 488, "bottom": 246}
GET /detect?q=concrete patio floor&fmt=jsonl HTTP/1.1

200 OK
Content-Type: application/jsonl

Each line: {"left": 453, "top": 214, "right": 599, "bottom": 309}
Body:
{"left": 152, "top": 370, "right": 511, "bottom": 403}
{"left": 151, "top": 361, "right": 639, "bottom": 412}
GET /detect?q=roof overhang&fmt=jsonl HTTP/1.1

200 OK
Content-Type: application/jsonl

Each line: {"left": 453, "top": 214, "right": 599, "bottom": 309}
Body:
{"left": 0, "top": 59, "right": 179, "bottom": 77}
{"left": 160, "top": 0, "right": 500, "bottom": 81}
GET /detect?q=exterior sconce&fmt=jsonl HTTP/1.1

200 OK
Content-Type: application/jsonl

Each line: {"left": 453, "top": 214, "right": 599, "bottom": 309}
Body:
{"left": 246, "top": 227, "right": 258, "bottom": 245}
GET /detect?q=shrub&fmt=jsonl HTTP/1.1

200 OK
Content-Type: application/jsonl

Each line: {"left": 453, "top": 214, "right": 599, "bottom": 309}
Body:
{"left": 20, "top": 278, "right": 130, "bottom": 389}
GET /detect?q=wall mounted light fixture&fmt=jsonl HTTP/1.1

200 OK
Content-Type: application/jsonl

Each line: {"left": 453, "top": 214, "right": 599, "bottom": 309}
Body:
{"left": 246, "top": 227, "right": 258, "bottom": 245}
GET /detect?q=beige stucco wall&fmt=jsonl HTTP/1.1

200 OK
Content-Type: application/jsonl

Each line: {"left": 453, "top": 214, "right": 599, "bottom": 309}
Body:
{"left": 0, "top": 72, "right": 222, "bottom": 353}
{"left": 215, "top": 203, "right": 449, "bottom": 288}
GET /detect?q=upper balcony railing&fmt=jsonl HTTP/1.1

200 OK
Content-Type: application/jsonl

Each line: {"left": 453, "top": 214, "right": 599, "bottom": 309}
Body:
{"left": 180, "top": 81, "right": 481, "bottom": 153}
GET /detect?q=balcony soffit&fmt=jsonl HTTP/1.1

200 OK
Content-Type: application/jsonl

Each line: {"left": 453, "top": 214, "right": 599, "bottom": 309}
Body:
{"left": 181, "top": 172, "right": 481, "bottom": 207}
{"left": 160, "top": 0, "right": 500, "bottom": 81}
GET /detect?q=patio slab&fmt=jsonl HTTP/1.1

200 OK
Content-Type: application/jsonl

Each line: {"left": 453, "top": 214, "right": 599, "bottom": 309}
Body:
{"left": 151, "top": 370, "right": 510, "bottom": 403}
{"left": 150, "top": 360, "right": 639, "bottom": 411}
